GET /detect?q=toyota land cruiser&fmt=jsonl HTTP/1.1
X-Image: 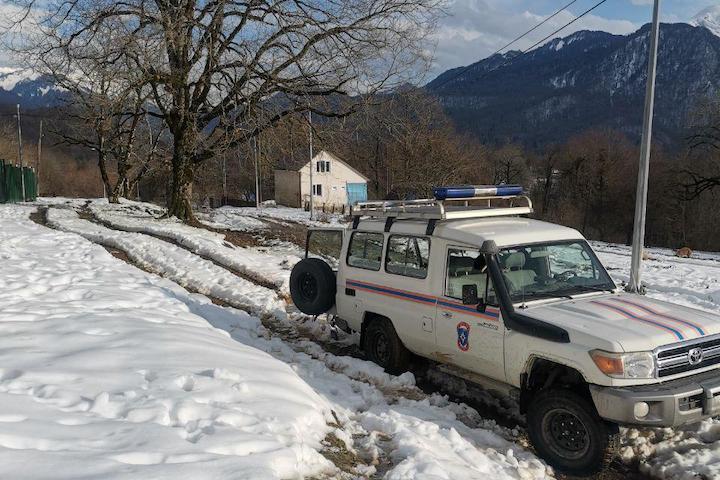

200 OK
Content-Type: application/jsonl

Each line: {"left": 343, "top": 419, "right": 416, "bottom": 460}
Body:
{"left": 289, "top": 185, "right": 720, "bottom": 475}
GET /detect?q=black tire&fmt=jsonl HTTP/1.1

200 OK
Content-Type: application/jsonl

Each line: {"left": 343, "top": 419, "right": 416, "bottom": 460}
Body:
{"left": 289, "top": 258, "right": 336, "bottom": 315}
{"left": 363, "top": 317, "right": 412, "bottom": 375}
{"left": 527, "top": 389, "right": 619, "bottom": 476}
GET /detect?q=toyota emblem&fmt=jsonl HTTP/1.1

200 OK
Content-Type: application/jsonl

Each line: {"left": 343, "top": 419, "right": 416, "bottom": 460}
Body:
{"left": 688, "top": 347, "right": 704, "bottom": 365}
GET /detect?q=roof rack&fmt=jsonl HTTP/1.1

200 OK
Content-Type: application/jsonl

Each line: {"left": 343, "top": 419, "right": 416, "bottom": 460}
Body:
{"left": 350, "top": 185, "right": 533, "bottom": 234}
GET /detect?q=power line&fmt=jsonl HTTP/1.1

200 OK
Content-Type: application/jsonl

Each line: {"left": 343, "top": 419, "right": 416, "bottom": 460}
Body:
{"left": 495, "top": 0, "right": 580, "bottom": 55}
{"left": 432, "top": 0, "right": 610, "bottom": 91}
{"left": 522, "top": 0, "right": 609, "bottom": 53}
{"left": 432, "top": 0, "right": 580, "bottom": 90}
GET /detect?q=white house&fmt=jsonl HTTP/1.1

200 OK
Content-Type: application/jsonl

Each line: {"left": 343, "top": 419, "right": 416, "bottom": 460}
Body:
{"left": 274, "top": 151, "right": 369, "bottom": 210}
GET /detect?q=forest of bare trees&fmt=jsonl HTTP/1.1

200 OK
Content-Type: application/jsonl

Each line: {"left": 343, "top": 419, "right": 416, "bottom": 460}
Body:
{"left": 182, "top": 89, "right": 720, "bottom": 251}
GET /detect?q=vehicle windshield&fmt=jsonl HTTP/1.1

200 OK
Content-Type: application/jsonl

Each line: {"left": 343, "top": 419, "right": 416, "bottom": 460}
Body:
{"left": 497, "top": 240, "right": 615, "bottom": 304}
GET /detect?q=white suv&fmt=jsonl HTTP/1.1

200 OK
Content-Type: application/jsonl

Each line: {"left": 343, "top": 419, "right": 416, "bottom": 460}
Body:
{"left": 289, "top": 185, "right": 720, "bottom": 475}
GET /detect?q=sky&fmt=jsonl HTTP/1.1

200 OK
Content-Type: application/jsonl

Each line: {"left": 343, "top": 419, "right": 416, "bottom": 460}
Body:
{"left": 0, "top": 0, "right": 716, "bottom": 76}
{"left": 428, "top": 0, "right": 717, "bottom": 79}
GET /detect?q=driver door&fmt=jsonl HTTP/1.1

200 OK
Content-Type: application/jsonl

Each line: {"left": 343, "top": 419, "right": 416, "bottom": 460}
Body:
{"left": 435, "top": 247, "right": 506, "bottom": 381}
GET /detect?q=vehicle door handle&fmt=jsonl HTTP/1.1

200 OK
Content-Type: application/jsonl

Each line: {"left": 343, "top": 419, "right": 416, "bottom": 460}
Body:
{"left": 441, "top": 311, "right": 453, "bottom": 318}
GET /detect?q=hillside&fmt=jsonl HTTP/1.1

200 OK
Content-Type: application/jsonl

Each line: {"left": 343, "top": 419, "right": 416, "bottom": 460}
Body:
{"left": 427, "top": 23, "right": 720, "bottom": 149}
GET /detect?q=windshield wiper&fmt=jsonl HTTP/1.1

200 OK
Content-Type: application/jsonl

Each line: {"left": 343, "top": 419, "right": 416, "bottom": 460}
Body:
{"left": 563, "top": 285, "right": 615, "bottom": 294}
{"left": 519, "top": 291, "right": 574, "bottom": 301}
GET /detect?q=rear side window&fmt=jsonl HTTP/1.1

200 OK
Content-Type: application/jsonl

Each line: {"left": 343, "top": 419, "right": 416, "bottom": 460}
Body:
{"left": 347, "top": 232, "right": 384, "bottom": 270}
{"left": 386, "top": 235, "right": 430, "bottom": 278}
{"left": 307, "top": 230, "right": 343, "bottom": 269}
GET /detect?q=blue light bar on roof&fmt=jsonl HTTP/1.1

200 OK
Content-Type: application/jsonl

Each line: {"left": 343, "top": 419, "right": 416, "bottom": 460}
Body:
{"left": 433, "top": 185, "right": 524, "bottom": 200}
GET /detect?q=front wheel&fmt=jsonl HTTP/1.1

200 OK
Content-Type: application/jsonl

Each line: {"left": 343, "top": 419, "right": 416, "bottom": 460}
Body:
{"left": 526, "top": 389, "right": 619, "bottom": 476}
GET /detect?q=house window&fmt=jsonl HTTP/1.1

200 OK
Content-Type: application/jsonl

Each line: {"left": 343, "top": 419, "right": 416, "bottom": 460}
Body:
{"left": 312, "top": 184, "right": 323, "bottom": 196}
{"left": 315, "top": 161, "right": 331, "bottom": 173}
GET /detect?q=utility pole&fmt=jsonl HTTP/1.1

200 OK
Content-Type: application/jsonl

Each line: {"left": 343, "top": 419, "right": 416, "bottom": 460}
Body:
{"left": 628, "top": 0, "right": 661, "bottom": 294}
{"left": 308, "top": 110, "right": 314, "bottom": 220}
{"left": 37, "top": 119, "right": 43, "bottom": 197}
{"left": 222, "top": 154, "right": 227, "bottom": 204}
{"left": 16, "top": 104, "right": 25, "bottom": 202}
{"left": 253, "top": 136, "right": 261, "bottom": 209}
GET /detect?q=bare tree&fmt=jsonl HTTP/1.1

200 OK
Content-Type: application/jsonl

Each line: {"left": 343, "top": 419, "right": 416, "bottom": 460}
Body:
{"left": 16, "top": 23, "right": 164, "bottom": 203}
{"left": 12, "top": 0, "right": 443, "bottom": 220}
{"left": 681, "top": 96, "right": 720, "bottom": 198}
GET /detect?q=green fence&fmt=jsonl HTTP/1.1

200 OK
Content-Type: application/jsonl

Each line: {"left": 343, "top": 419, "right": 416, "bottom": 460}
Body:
{"left": 0, "top": 160, "right": 37, "bottom": 203}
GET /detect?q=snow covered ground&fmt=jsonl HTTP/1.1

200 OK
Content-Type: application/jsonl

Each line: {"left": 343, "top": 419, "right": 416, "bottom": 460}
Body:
{"left": 593, "top": 241, "right": 720, "bottom": 314}
{"left": 9, "top": 200, "right": 551, "bottom": 479}
{"left": 88, "top": 200, "right": 300, "bottom": 294}
{"left": 46, "top": 207, "right": 287, "bottom": 319}
{"left": 18, "top": 198, "right": 720, "bottom": 479}
{"left": 0, "top": 205, "right": 333, "bottom": 479}
{"left": 199, "top": 204, "right": 345, "bottom": 230}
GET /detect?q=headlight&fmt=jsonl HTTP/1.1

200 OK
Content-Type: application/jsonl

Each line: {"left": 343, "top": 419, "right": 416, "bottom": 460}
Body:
{"left": 590, "top": 350, "right": 656, "bottom": 379}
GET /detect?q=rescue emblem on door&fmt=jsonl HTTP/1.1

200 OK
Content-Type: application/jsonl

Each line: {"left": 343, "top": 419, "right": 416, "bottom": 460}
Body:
{"left": 456, "top": 322, "right": 470, "bottom": 351}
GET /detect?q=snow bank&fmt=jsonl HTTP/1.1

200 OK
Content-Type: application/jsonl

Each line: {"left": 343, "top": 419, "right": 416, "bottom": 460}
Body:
{"left": 0, "top": 205, "right": 333, "bottom": 479}
{"left": 46, "top": 207, "right": 286, "bottom": 319}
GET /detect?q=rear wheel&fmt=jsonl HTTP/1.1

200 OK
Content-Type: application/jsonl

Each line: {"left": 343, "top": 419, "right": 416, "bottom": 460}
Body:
{"left": 363, "top": 317, "right": 411, "bottom": 375}
{"left": 527, "top": 389, "right": 619, "bottom": 476}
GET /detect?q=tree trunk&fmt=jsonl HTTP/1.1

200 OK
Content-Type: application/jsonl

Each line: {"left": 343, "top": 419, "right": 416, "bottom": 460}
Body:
{"left": 166, "top": 130, "right": 196, "bottom": 222}
{"left": 96, "top": 137, "right": 114, "bottom": 202}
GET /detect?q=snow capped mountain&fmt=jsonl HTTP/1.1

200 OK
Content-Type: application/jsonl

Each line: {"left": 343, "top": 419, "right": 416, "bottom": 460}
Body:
{"left": 691, "top": 5, "right": 720, "bottom": 38}
{"left": 0, "top": 67, "right": 67, "bottom": 108}
{"left": 428, "top": 22, "right": 720, "bottom": 147}
{"left": 0, "top": 67, "right": 40, "bottom": 91}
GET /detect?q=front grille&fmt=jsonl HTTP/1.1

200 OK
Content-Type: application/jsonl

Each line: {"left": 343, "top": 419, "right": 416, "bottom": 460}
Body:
{"left": 657, "top": 336, "right": 720, "bottom": 377}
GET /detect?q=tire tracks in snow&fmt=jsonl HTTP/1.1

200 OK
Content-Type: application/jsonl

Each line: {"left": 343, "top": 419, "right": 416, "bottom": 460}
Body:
{"left": 84, "top": 204, "right": 283, "bottom": 293}
{"left": 36, "top": 204, "right": 653, "bottom": 480}
{"left": 35, "top": 204, "right": 558, "bottom": 479}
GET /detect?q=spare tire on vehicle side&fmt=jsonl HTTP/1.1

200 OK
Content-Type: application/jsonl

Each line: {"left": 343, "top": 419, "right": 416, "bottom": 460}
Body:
{"left": 290, "top": 258, "right": 337, "bottom": 315}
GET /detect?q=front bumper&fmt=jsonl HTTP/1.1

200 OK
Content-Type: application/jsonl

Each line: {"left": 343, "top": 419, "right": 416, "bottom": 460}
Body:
{"left": 590, "top": 368, "right": 720, "bottom": 427}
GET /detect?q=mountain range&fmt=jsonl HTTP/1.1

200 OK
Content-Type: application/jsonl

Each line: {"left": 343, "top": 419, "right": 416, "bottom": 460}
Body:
{"left": 0, "top": 68, "right": 68, "bottom": 110}
{"left": 428, "top": 9, "right": 720, "bottom": 149}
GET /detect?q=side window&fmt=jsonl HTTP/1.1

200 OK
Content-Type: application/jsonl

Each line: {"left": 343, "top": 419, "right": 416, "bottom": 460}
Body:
{"left": 347, "top": 232, "right": 384, "bottom": 271}
{"left": 307, "top": 229, "right": 343, "bottom": 269}
{"left": 445, "top": 248, "right": 497, "bottom": 305}
{"left": 385, "top": 235, "right": 430, "bottom": 279}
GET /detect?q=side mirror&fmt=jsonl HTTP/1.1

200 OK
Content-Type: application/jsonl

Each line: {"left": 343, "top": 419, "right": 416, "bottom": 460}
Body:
{"left": 461, "top": 284, "right": 479, "bottom": 305}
